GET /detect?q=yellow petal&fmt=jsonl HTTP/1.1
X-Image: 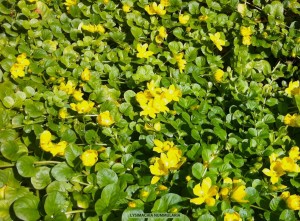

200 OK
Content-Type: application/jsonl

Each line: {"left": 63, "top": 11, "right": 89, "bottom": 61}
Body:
{"left": 190, "top": 197, "right": 205, "bottom": 205}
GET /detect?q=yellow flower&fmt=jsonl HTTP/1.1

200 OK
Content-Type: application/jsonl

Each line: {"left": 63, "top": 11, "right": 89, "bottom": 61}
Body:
{"left": 145, "top": 4, "right": 156, "bottom": 15}
{"left": 50, "top": 141, "right": 67, "bottom": 156}
{"left": 199, "top": 15, "right": 208, "bottom": 21}
{"left": 161, "top": 147, "right": 185, "bottom": 170}
{"left": 240, "top": 26, "right": 252, "bottom": 37}
{"left": 262, "top": 161, "right": 285, "bottom": 184}
{"left": 97, "top": 111, "right": 114, "bottom": 126}
{"left": 103, "top": 0, "right": 109, "bottom": 4}
{"left": 153, "top": 140, "right": 173, "bottom": 153}
{"left": 281, "top": 191, "right": 290, "bottom": 200}
{"left": 174, "top": 53, "right": 186, "bottom": 73}
{"left": 224, "top": 212, "right": 242, "bottom": 221}
{"left": 147, "top": 80, "right": 162, "bottom": 96}
{"left": 27, "top": 0, "right": 36, "bottom": 2}
{"left": 70, "top": 100, "right": 95, "bottom": 114}
{"left": 186, "top": 176, "right": 192, "bottom": 182}
{"left": 285, "top": 80, "right": 300, "bottom": 96}
{"left": 153, "top": 3, "right": 166, "bottom": 16}
{"left": 80, "top": 150, "right": 98, "bottom": 167}
{"left": 155, "top": 26, "right": 168, "bottom": 44}
{"left": 145, "top": 3, "right": 166, "bottom": 16}
{"left": 289, "top": 146, "right": 300, "bottom": 160}
{"left": 152, "top": 96, "right": 169, "bottom": 112}
{"left": 281, "top": 157, "right": 300, "bottom": 172}
{"left": 179, "top": 14, "right": 190, "bottom": 25}
{"left": 81, "top": 68, "right": 91, "bottom": 81}
{"left": 209, "top": 32, "right": 226, "bottom": 51}
{"left": 158, "top": 185, "right": 168, "bottom": 191}
{"left": 122, "top": 4, "right": 131, "bottom": 13}
{"left": 140, "top": 101, "right": 159, "bottom": 118}
{"left": 59, "top": 81, "right": 76, "bottom": 95}
{"left": 136, "top": 43, "right": 154, "bottom": 58}
{"left": 128, "top": 202, "right": 136, "bottom": 208}
{"left": 151, "top": 176, "right": 161, "bottom": 184}
{"left": 242, "top": 36, "right": 251, "bottom": 46}
{"left": 286, "top": 195, "right": 300, "bottom": 210}
{"left": 40, "top": 130, "right": 52, "bottom": 149}
{"left": 154, "top": 122, "right": 161, "bottom": 131}
{"left": 284, "top": 113, "right": 300, "bottom": 127}
{"left": 190, "top": 177, "right": 219, "bottom": 206}
{"left": 73, "top": 90, "right": 84, "bottom": 101}
{"left": 10, "top": 64, "right": 25, "bottom": 79}
{"left": 82, "top": 24, "right": 95, "bottom": 32}
{"left": 230, "top": 185, "right": 248, "bottom": 203}
{"left": 162, "top": 85, "right": 182, "bottom": 102}
{"left": 150, "top": 157, "right": 169, "bottom": 176}
{"left": 214, "top": 69, "right": 224, "bottom": 83}
{"left": 160, "top": 0, "right": 170, "bottom": 7}
{"left": 95, "top": 24, "right": 105, "bottom": 34}
{"left": 58, "top": 108, "right": 68, "bottom": 119}
{"left": 140, "top": 190, "right": 150, "bottom": 198}
{"left": 16, "top": 53, "right": 30, "bottom": 66}
{"left": 64, "top": 0, "right": 77, "bottom": 10}
{"left": 136, "top": 91, "right": 152, "bottom": 106}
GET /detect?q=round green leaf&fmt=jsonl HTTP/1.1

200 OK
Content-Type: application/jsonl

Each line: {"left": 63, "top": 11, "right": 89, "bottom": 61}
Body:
{"left": 44, "top": 192, "right": 69, "bottom": 215}
{"left": 31, "top": 167, "right": 51, "bottom": 190}
{"left": 51, "top": 162, "right": 75, "bottom": 182}
{"left": 192, "top": 163, "right": 205, "bottom": 180}
{"left": 13, "top": 195, "right": 40, "bottom": 221}
{"left": 1, "top": 140, "right": 28, "bottom": 161}
{"left": 16, "top": 156, "right": 38, "bottom": 178}
{"left": 96, "top": 168, "right": 118, "bottom": 188}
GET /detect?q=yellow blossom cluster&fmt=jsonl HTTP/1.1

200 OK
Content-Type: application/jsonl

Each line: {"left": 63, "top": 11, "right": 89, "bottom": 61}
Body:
{"left": 40, "top": 130, "right": 68, "bottom": 157}
{"left": 214, "top": 69, "right": 224, "bottom": 83}
{"left": 174, "top": 52, "right": 187, "bottom": 73}
{"left": 219, "top": 178, "right": 248, "bottom": 203}
{"left": 10, "top": 53, "right": 30, "bottom": 79}
{"left": 190, "top": 177, "right": 219, "bottom": 206}
{"left": 209, "top": 32, "right": 226, "bottom": 51}
{"left": 145, "top": 1, "right": 168, "bottom": 16}
{"left": 149, "top": 139, "right": 186, "bottom": 184}
{"left": 281, "top": 191, "right": 300, "bottom": 210}
{"left": 179, "top": 14, "right": 190, "bottom": 25}
{"left": 136, "top": 43, "right": 154, "bottom": 59}
{"left": 240, "top": 26, "right": 252, "bottom": 46}
{"left": 224, "top": 212, "right": 242, "bottom": 221}
{"left": 97, "top": 111, "right": 115, "bottom": 126}
{"left": 155, "top": 27, "right": 168, "bottom": 44}
{"left": 70, "top": 100, "right": 95, "bottom": 114}
{"left": 284, "top": 113, "right": 300, "bottom": 127}
{"left": 64, "top": 0, "right": 76, "bottom": 11}
{"left": 136, "top": 80, "right": 181, "bottom": 118}
{"left": 58, "top": 80, "right": 84, "bottom": 102}
{"left": 81, "top": 24, "right": 105, "bottom": 34}
{"left": 263, "top": 147, "right": 300, "bottom": 184}
{"left": 285, "top": 80, "right": 300, "bottom": 96}
{"left": 80, "top": 149, "right": 98, "bottom": 167}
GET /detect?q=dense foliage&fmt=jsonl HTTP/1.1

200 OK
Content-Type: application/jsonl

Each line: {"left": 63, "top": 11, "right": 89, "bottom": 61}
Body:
{"left": 0, "top": 0, "right": 300, "bottom": 220}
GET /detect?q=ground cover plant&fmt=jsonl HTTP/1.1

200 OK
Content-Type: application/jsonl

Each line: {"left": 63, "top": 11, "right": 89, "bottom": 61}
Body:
{"left": 0, "top": 0, "right": 300, "bottom": 220}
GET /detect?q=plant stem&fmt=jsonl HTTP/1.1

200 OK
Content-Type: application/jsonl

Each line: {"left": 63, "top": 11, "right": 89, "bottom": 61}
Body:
{"left": 65, "top": 210, "right": 89, "bottom": 215}
{"left": 34, "top": 161, "right": 61, "bottom": 165}
{"left": 250, "top": 205, "right": 267, "bottom": 211}
{"left": 0, "top": 163, "right": 15, "bottom": 168}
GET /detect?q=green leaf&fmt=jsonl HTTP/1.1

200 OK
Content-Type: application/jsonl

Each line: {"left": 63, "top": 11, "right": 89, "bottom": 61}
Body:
{"left": 31, "top": 167, "right": 51, "bottom": 190}
{"left": 2, "top": 96, "right": 15, "bottom": 108}
{"left": 61, "top": 129, "right": 77, "bottom": 143}
{"left": 198, "top": 214, "right": 216, "bottom": 221}
{"left": 213, "top": 126, "right": 227, "bottom": 141}
{"left": 96, "top": 168, "right": 118, "bottom": 188}
{"left": 1, "top": 140, "right": 28, "bottom": 161}
{"left": 24, "top": 100, "right": 45, "bottom": 118}
{"left": 16, "top": 156, "right": 38, "bottom": 178}
{"left": 95, "top": 183, "right": 127, "bottom": 215}
{"left": 185, "top": 47, "right": 197, "bottom": 62}
{"left": 13, "top": 195, "right": 40, "bottom": 221}
{"left": 269, "top": 197, "right": 281, "bottom": 211}
{"left": 192, "top": 163, "right": 205, "bottom": 180}
{"left": 132, "top": 65, "right": 154, "bottom": 83}
{"left": 65, "top": 144, "right": 82, "bottom": 167}
{"left": 152, "top": 193, "right": 182, "bottom": 212}
{"left": 224, "top": 153, "right": 244, "bottom": 168}
{"left": 44, "top": 191, "right": 69, "bottom": 215}
{"left": 131, "top": 26, "right": 144, "bottom": 39}
{"left": 279, "top": 209, "right": 296, "bottom": 221}
{"left": 188, "top": 1, "right": 200, "bottom": 14}
{"left": 51, "top": 162, "right": 75, "bottom": 182}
